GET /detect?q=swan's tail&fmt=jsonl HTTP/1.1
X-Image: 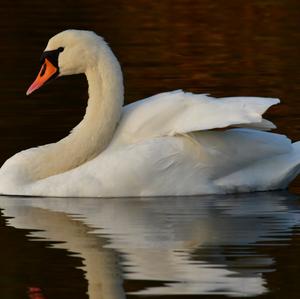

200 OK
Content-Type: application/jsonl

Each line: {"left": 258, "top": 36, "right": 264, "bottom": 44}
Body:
{"left": 288, "top": 141, "right": 300, "bottom": 183}
{"left": 290, "top": 141, "right": 300, "bottom": 179}
{"left": 257, "top": 141, "right": 300, "bottom": 190}
{"left": 215, "top": 141, "right": 300, "bottom": 193}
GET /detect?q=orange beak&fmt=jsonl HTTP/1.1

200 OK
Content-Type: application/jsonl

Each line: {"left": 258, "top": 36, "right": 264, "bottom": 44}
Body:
{"left": 26, "top": 58, "right": 58, "bottom": 95}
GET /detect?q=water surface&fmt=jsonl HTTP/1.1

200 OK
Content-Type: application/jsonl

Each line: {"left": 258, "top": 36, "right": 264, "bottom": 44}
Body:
{"left": 0, "top": 192, "right": 299, "bottom": 298}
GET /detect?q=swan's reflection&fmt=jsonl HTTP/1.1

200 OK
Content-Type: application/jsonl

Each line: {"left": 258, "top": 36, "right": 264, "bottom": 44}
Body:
{"left": 0, "top": 192, "right": 299, "bottom": 298}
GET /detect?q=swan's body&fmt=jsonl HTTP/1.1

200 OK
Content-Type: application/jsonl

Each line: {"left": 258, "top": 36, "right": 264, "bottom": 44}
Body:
{"left": 0, "top": 29, "right": 299, "bottom": 197}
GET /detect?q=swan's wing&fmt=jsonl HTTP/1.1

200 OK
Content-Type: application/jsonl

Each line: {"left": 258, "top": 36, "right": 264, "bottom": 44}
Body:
{"left": 115, "top": 90, "right": 279, "bottom": 143}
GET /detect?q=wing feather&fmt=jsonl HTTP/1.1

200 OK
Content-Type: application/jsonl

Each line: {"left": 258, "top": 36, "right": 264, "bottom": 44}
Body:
{"left": 114, "top": 90, "right": 279, "bottom": 144}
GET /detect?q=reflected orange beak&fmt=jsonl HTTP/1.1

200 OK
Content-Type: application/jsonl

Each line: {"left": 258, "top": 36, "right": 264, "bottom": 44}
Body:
{"left": 26, "top": 58, "right": 58, "bottom": 95}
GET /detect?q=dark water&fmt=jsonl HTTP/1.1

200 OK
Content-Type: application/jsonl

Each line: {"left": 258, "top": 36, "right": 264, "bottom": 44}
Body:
{"left": 0, "top": 0, "right": 300, "bottom": 298}
{"left": 0, "top": 193, "right": 300, "bottom": 298}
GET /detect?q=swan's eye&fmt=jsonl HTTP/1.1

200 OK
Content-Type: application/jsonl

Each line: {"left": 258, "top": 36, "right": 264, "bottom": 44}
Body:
{"left": 40, "top": 63, "right": 47, "bottom": 77}
{"left": 40, "top": 47, "right": 64, "bottom": 65}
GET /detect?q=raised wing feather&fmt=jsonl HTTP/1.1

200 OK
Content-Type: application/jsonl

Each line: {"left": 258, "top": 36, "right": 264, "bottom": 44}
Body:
{"left": 113, "top": 90, "right": 279, "bottom": 144}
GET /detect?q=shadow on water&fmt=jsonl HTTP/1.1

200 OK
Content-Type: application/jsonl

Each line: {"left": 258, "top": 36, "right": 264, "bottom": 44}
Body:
{"left": 0, "top": 191, "right": 299, "bottom": 298}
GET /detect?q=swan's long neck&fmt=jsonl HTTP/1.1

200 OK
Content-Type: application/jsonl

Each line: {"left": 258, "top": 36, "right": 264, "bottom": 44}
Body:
{"left": 67, "top": 49, "right": 124, "bottom": 163}
{"left": 13, "top": 44, "right": 124, "bottom": 181}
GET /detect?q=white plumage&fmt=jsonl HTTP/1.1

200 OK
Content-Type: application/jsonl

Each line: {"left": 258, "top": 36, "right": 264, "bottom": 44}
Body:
{"left": 0, "top": 30, "right": 299, "bottom": 197}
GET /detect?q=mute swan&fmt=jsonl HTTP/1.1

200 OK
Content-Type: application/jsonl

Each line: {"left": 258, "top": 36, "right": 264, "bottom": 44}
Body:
{"left": 0, "top": 29, "right": 299, "bottom": 197}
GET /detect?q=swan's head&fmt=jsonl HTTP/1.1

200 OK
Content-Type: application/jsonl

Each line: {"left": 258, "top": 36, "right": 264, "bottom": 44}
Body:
{"left": 26, "top": 29, "right": 106, "bottom": 95}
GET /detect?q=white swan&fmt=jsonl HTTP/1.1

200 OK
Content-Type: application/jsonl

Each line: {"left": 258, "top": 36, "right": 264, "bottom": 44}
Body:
{"left": 0, "top": 29, "right": 299, "bottom": 197}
